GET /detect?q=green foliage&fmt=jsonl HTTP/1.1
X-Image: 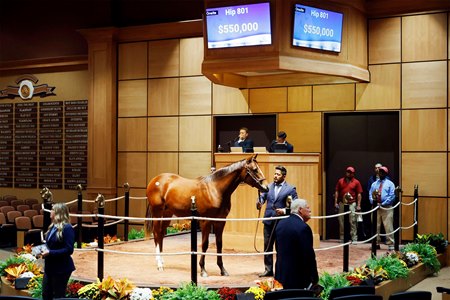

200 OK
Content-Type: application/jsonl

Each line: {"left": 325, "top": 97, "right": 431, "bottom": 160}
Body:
{"left": 128, "top": 228, "right": 145, "bottom": 240}
{"left": 319, "top": 272, "right": 350, "bottom": 300}
{"left": 161, "top": 282, "right": 220, "bottom": 300}
{"left": 27, "top": 274, "right": 43, "bottom": 299}
{"left": 366, "top": 255, "right": 409, "bottom": 280}
{"left": 402, "top": 243, "right": 441, "bottom": 273}
{"left": 166, "top": 227, "right": 179, "bottom": 235}
{"left": 415, "top": 233, "right": 448, "bottom": 254}
{"left": 0, "top": 255, "right": 27, "bottom": 276}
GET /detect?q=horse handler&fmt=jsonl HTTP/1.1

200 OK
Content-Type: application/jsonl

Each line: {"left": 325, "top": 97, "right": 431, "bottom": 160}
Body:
{"left": 256, "top": 165, "right": 298, "bottom": 277}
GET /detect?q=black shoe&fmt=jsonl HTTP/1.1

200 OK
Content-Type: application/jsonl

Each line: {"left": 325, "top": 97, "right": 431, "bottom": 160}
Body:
{"left": 259, "top": 270, "right": 274, "bottom": 277}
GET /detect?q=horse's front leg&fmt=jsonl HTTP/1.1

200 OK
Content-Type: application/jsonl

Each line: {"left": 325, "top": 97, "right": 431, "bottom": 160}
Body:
{"left": 199, "top": 220, "right": 211, "bottom": 277}
{"left": 214, "top": 221, "right": 229, "bottom": 276}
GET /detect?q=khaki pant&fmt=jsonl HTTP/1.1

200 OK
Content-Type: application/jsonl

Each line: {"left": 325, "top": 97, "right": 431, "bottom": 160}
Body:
{"left": 377, "top": 206, "right": 394, "bottom": 244}
{"left": 338, "top": 202, "right": 357, "bottom": 242}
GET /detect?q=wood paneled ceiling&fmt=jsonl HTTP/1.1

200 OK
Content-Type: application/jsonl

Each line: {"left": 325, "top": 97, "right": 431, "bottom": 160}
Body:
{"left": 0, "top": 0, "right": 448, "bottom": 63}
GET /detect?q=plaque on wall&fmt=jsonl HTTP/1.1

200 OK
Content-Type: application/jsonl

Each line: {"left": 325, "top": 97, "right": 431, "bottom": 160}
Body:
{"left": 0, "top": 103, "right": 13, "bottom": 187}
{"left": 14, "top": 102, "right": 37, "bottom": 188}
{"left": 38, "top": 101, "right": 63, "bottom": 189}
{"left": 64, "top": 100, "right": 88, "bottom": 190}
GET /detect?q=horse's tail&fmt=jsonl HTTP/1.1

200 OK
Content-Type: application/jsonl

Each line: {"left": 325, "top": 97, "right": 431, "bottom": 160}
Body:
{"left": 144, "top": 202, "right": 153, "bottom": 239}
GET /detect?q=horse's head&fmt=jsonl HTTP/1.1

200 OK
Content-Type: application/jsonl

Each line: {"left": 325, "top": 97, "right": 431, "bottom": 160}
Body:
{"left": 244, "top": 154, "right": 269, "bottom": 192}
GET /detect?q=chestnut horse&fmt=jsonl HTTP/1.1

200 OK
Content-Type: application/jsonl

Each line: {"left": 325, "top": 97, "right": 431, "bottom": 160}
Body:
{"left": 145, "top": 154, "right": 268, "bottom": 277}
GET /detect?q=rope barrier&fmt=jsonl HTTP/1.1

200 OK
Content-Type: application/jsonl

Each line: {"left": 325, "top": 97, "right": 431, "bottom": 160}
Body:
{"left": 44, "top": 187, "right": 421, "bottom": 267}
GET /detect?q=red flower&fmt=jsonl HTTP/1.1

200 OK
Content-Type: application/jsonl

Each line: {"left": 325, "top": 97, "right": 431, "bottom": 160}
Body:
{"left": 217, "top": 286, "right": 241, "bottom": 300}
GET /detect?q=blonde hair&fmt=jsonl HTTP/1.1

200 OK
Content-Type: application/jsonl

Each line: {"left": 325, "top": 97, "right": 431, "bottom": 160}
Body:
{"left": 46, "top": 202, "right": 70, "bottom": 241}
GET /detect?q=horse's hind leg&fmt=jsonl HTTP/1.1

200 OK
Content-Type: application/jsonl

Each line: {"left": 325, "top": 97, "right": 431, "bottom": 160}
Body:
{"left": 199, "top": 220, "right": 211, "bottom": 277}
{"left": 214, "top": 221, "right": 229, "bottom": 276}
{"left": 152, "top": 219, "right": 165, "bottom": 271}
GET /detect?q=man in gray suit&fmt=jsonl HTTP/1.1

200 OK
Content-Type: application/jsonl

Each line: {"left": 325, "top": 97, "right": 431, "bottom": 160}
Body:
{"left": 257, "top": 165, "right": 298, "bottom": 277}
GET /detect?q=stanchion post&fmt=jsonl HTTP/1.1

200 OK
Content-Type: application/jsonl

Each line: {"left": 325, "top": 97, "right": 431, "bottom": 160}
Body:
{"left": 190, "top": 196, "right": 198, "bottom": 285}
{"left": 96, "top": 194, "right": 105, "bottom": 281}
{"left": 124, "top": 183, "right": 130, "bottom": 242}
{"left": 371, "top": 201, "right": 378, "bottom": 257}
{"left": 413, "top": 185, "right": 419, "bottom": 240}
{"left": 343, "top": 204, "right": 349, "bottom": 272}
{"left": 76, "top": 184, "right": 83, "bottom": 249}
{"left": 40, "top": 187, "right": 53, "bottom": 232}
{"left": 394, "top": 186, "right": 402, "bottom": 251}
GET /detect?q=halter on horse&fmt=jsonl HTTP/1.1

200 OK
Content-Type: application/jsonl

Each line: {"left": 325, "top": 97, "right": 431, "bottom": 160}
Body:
{"left": 145, "top": 154, "right": 268, "bottom": 276}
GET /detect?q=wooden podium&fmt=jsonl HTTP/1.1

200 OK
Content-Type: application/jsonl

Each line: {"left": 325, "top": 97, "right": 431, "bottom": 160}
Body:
{"left": 214, "top": 152, "right": 320, "bottom": 251}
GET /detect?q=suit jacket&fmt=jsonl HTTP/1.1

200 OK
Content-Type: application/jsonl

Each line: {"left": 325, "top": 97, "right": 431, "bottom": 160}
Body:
{"left": 44, "top": 223, "right": 76, "bottom": 275}
{"left": 234, "top": 138, "right": 254, "bottom": 151}
{"left": 258, "top": 181, "right": 297, "bottom": 225}
{"left": 275, "top": 214, "right": 318, "bottom": 289}
{"left": 268, "top": 141, "right": 294, "bottom": 153}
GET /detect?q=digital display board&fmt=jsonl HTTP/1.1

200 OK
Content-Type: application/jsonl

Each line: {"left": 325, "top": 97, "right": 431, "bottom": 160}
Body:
{"left": 292, "top": 4, "right": 343, "bottom": 53}
{"left": 205, "top": 2, "right": 272, "bottom": 49}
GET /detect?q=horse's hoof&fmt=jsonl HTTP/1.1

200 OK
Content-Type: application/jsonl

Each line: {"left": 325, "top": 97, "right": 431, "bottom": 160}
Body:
{"left": 157, "top": 266, "right": 164, "bottom": 271}
{"left": 221, "top": 270, "right": 229, "bottom": 276}
{"left": 201, "top": 270, "right": 208, "bottom": 277}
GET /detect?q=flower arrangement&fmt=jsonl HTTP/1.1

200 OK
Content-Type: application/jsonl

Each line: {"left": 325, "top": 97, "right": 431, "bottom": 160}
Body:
{"left": 130, "top": 287, "right": 153, "bottom": 300}
{"left": 160, "top": 282, "right": 220, "bottom": 300}
{"left": 66, "top": 280, "right": 85, "bottom": 298}
{"left": 254, "top": 278, "right": 283, "bottom": 292}
{"left": 27, "top": 274, "right": 43, "bottom": 298}
{"left": 151, "top": 286, "right": 174, "bottom": 300}
{"left": 415, "top": 233, "right": 448, "bottom": 254}
{"left": 217, "top": 286, "right": 241, "bottom": 300}
{"left": 244, "top": 286, "right": 265, "bottom": 300}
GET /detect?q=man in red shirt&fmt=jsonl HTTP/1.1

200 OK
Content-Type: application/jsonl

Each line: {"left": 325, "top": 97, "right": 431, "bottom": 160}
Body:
{"left": 334, "top": 166, "right": 363, "bottom": 242}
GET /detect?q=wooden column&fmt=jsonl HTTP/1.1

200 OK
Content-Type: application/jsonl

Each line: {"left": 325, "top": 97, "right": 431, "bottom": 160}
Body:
{"left": 79, "top": 28, "right": 118, "bottom": 199}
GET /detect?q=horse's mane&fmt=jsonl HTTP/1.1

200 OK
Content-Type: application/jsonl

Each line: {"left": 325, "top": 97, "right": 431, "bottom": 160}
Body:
{"left": 200, "top": 159, "right": 246, "bottom": 183}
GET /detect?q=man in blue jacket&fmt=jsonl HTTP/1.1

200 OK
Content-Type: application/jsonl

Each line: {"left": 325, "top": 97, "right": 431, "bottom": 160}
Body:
{"left": 275, "top": 198, "right": 318, "bottom": 289}
{"left": 257, "top": 165, "right": 297, "bottom": 277}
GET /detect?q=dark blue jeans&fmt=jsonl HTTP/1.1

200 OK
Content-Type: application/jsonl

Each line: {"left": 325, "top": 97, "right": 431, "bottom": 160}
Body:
{"left": 42, "top": 271, "right": 72, "bottom": 300}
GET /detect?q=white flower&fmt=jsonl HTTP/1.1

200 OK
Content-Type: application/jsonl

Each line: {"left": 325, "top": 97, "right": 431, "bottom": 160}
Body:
{"left": 20, "top": 253, "right": 37, "bottom": 262}
{"left": 406, "top": 252, "right": 419, "bottom": 264}
{"left": 130, "top": 287, "right": 153, "bottom": 300}
{"left": 19, "top": 272, "right": 35, "bottom": 278}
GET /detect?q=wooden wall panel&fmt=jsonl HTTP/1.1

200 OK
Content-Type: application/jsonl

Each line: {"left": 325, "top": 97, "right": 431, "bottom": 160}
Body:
{"left": 346, "top": 6, "right": 368, "bottom": 68}
{"left": 148, "top": 78, "right": 179, "bottom": 116}
{"left": 288, "top": 86, "right": 312, "bottom": 112}
{"left": 401, "top": 196, "right": 415, "bottom": 241}
{"left": 418, "top": 198, "right": 448, "bottom": 236}
{"left": 148, "top": 40, "right": 179, "bottom": 78}
{"left": 179, "top": 152, "right": 212, "bottom": 179}
{"left": 147, "top": 117, "right": 179, "bottom": 151}
{"left": 402, "top": 152, "right": 447, "bottom": 197}
{"left": 116, "top": 188, "right": 147, "bottom": 222}
{"left": 118, "top": 80, "right": 147, "bottom": 117}
{"left": 147, "top": 152, "right": 179, "bottom": 180}
{"left": 368, "top": 17, "right": 401, "bottom": 64}
{"left": 179, "top": 116, "right": 212, "bottom": 151}
{"left": 402, "top": 13, "right": 448, "bottom": 62}
{"left": 179, "top": 77, "right": 211, "bottom": 115}
{"left": 356, "top": 64, "right": 401, "bottom": 110}
{"left": 118, "top": 118, "right": 147, "bottom": 151}
{"left": 278, "top": 112, "right": 322, "bottom": 153}
{"left": 117, "top": 152, "right": 147, "bottom": 188}
{"left": 249, "top": 87, "right": 287, "bottom": 113}
{"left": 402, "top": 61, "right": 447, "bottom": 109}
{"left": 180, "top": 37, "right": 203, "bottom": 76}
{"left": 402, "top": 109, "right": 447, "bottom": 151}
{"left": 212, "top": 84, "right": 249, "bottom": 115}
{"left": 118, "top": 42, "right": 147, "bottom": 80}
{"left": 313, "top": 84, "right": 355, "bottom": 111}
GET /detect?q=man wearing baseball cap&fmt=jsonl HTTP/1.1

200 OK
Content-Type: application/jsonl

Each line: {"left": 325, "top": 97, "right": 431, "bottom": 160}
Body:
{"left": 369, "top": 166, "right": 396, "bottom": 248}
{"left": 334, "top": 166, "right": 363, "bottom": 242}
